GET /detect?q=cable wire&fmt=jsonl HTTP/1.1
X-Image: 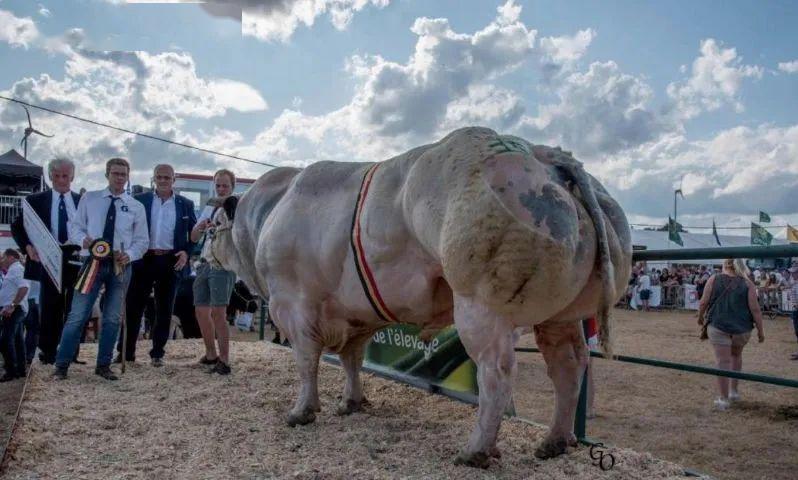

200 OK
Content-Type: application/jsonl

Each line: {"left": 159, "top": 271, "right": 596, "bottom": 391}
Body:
{"left": 0, "top": 95, "right": 278, "bottom": 168}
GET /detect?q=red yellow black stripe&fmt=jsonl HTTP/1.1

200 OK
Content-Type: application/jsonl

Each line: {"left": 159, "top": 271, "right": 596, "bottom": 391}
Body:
{"left": 350, "top": 163, "right": 399, "bottom": 324}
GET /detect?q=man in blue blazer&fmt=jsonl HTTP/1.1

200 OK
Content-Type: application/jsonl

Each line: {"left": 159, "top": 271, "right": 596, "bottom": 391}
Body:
{"left": 116, "top": 164, "right": 196, "bottom": 366}
{"left": 11, "top": 158, "right": 82, "bottom": 365}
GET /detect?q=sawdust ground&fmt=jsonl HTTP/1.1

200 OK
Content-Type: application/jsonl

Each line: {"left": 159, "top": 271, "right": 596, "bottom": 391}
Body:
{"left": 516, "top": 309, "right": 798, "bottom": 480}
{"left": 3, "top": 339, "right": 690, "bottom": 480}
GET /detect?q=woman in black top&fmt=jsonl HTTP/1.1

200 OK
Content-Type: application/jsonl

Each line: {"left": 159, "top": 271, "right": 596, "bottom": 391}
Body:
{"left": 698, "top": 258, "right": 765, "bottom": 410}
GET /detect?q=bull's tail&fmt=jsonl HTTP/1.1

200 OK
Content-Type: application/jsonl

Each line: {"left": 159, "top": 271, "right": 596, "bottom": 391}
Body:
{"left": 556, "top": 155, "right": 616, "bottom": 358}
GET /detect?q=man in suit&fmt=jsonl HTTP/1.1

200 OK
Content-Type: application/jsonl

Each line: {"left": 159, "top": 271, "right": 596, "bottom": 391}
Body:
{"left": 116, "top": 164, "right": 196, "bottom": 366}
{"left": 11, "top": 158, "right": 82, "bottom": 365}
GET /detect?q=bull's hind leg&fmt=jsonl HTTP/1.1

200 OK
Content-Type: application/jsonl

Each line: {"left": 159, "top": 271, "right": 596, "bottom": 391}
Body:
{"left": 533, "top": 320, "right": 587, "bottom": 459}
{"left": 271, "top": 300, "right": 323, "bottom": 427}
{"left": 452, "top": 295, "right": 516, "bottom": 468}
{"left": 336, "top": 336, "right": 370, "bottom": 416}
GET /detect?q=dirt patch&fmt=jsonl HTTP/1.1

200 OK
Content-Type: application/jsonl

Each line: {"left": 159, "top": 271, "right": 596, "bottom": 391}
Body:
{"left": 3, "top": 340, "right": 689, "bottom": 479}
{"left": 515, "top": 309, "right": 798, "bottom": 480}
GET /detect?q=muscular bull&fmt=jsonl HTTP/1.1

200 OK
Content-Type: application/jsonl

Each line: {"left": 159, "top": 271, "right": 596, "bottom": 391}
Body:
{"left": 205, "top": 127, "right": 632, "bottom": 466}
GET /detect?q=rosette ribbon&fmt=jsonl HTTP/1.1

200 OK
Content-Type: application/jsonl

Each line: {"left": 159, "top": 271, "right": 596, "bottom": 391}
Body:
{"left": 74, "top": 239, "right": 112, "bottom": 294}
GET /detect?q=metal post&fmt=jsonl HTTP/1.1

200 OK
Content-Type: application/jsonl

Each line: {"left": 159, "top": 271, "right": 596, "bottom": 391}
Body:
{"left": 258, "top": 298, "right": 266, "bottom": 341}
{"left": 574, "top": 366, "right": 588, "bottom": 441}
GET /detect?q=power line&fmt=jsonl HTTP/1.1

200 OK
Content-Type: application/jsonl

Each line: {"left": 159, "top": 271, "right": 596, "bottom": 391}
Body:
{"left": 0, "top": 95, "right": 279, "bottom": 168}
{"left": 630, "top": 223, "right": 792, "bottom": 230}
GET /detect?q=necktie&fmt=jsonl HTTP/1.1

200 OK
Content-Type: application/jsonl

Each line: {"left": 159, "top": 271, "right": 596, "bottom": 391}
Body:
{"left": 103, "top": 197, "right": 119, "bottom": 248}
{"left": 57, "top": 193, "right": 68, "bottom": 244}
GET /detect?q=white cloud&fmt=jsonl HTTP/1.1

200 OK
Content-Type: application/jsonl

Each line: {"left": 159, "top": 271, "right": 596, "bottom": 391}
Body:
{"left": 113, "top": 1, "right": 391, "bottom": 42}
{"left": 0, "top": 34, "right": 268, "bottom": 188}
{"left": 519, "top": 60, "right": 669, "bottom": 157}
{"left": 0, "top": 9, "right": 40, "bottom": 48}
{"left": 594, "top": 124, "right": 798, "bottom": 220}
{"left": 666, "top": 39, "right": 763, "bottom": 120}
{"left": 38, "top": 4, "right": 51, "bottom": 18}
{"left": 539, "top": 28, "right": 595, "bottom": 78}
{"left": 778, "top": 60, "right": 798, "bottom": 74}
{"left": 347, "top": 0, "right": 535, "bottom": 137}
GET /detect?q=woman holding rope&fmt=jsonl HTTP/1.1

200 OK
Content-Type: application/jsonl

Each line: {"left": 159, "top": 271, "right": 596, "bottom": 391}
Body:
{"left": 191, "top": 169, "right": 237, "bottom": 375}
{"left": 697, "top": 258, "right": 765, "bottom": 411}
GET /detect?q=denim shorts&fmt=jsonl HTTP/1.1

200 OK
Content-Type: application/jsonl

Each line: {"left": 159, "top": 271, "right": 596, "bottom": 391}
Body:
{"left": 193, "top": 262, "right": 235, "bottom": 307}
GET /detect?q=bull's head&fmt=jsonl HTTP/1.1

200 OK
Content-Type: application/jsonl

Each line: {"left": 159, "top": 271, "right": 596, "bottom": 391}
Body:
{"left": 202, "top": 196, "right": 240, "bottom": 272}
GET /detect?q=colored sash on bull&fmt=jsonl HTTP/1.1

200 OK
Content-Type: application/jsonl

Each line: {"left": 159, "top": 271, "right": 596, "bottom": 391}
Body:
{"left": 351, "top": 163, "right": 399, "bottom": 323}
{"left": 74, "top": 196, "right": 120, "bottom": 294}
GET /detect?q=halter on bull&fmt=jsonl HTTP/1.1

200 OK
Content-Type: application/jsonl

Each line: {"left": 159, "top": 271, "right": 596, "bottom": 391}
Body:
{"left": 205, "top": 127, "right": 632, "bottom": 467}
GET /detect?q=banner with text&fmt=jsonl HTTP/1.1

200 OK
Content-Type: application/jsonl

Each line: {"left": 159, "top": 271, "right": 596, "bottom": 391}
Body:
{"left": 22, "top": 199, "right": 62, "bottom": 292}
{"left": 365, "top": 325, "right": 478, "bottom": 396}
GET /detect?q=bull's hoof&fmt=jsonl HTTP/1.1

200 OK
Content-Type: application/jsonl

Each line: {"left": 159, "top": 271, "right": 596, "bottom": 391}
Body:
{"left": 534, "top": 438, "right": 570, "bottom": 459}
{"left": 335, "top": 397, "right": 369, "bottom": 416}
{"left": 286, "top": 409, "right": 316, "bottom": 427}
{"left": 454, "top": 450, "right": 491, "bottom": 469}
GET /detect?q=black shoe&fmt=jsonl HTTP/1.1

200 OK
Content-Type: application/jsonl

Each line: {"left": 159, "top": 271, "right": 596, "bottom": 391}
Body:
{"left": 151, "top": 357, "right": 164, "bottom": 368}
{"left": 39, "top": 353, "right": 55, "bottom": 365}
{"left": 213, "top": 361, "right": 231, "bottom": 375}
{"left": 198, "top": 355, "right": 218, "bottom": 365}
{"left": 53, "top": 367, "right": 68, "bottom": 380}
{"left": 94, "top": 366, "right": 119, "bottom": 381}
{"left": 0, "top": 373, "right": 17, "bottom": 382}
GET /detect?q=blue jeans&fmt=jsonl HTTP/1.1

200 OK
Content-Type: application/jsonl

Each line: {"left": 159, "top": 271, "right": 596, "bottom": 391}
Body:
{"left": 1, "top": 307, "right": 27, "bottom": 376}
{"left": 56, "top": 261, "right": 131, "bottom": 369}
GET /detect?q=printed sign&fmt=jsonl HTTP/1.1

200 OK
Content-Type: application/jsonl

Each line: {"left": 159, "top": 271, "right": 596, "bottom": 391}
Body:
{"left": 22, "top": 199, "right": 62, "bottom": 292}
{"left": 365, "top": 324, "right": 478, "bottom": 395}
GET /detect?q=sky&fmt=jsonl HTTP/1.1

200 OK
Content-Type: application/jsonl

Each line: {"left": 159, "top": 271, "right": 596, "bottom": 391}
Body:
{"left": 0, "top": 0, "right": 797, "bottom": 237}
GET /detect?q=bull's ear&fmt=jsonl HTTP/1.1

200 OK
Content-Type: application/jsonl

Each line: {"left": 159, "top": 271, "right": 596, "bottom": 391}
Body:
{"left": 223, "top": 196, "right": 239, "bottom": 221}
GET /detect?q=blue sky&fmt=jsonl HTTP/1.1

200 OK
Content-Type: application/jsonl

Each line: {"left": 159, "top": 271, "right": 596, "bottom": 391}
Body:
{"left": 1, "top": 0, "right": 797, "bottom": 235}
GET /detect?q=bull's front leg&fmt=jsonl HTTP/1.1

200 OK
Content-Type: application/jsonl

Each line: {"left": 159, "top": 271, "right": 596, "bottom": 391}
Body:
{"left": 533, "top": 320, "right": 587, "bottom": 459}
{"left": 452, "top": 295, "right": 516, "bottom": 468}
{"left": 272, "top": 301, "right": 323, "bottom": 427}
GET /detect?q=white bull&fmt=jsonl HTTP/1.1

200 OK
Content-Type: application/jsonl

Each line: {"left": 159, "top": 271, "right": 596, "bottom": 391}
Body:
{"left": 206, "top": 127, "right": 631, "bottom": 467}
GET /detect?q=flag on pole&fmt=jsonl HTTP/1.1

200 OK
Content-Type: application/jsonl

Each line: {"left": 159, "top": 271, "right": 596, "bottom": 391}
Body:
{"left": 712, "top": 219, "right": 722, "bottom": 246}
{"left": 668, "top": 216, "right": 683, "bottom": 246}
{"left": 787, "top": 224, "right": 798, "bottom": 243}
{"left": 759, "top": 211, "right": 771, "bottom": 223}
{"left": 750, "top": 222, "right": 773, "bottom": 246}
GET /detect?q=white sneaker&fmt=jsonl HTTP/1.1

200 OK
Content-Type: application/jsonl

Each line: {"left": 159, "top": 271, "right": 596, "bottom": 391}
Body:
{"left": 714, "top": 397, "right": 730, "bottom": 411}
{"left": 729, "top": 391, "right": 740, "bottom": 402}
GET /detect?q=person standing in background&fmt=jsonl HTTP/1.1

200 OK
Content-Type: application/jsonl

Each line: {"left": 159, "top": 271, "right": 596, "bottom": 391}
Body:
{"left": 191, "top": 169, "right": 237, "bottom": 375}
{"left": 698, "top": 258, "right": 765, "bottom": 410}
{"left": 0, "top": 249, "right": 30, "bottom": 381}
{"left": 115, "top": 164, "right": 196, "bottom": 367}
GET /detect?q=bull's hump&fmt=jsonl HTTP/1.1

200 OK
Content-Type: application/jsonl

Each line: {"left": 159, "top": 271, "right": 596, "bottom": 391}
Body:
{"left": 292, "top": 161, "right": 370, "bottom": 196}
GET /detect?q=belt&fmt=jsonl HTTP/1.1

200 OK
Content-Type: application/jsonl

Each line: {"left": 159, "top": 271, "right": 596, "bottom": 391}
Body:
{"left": 146, "top": 249, "right": 176, "bottom": 256}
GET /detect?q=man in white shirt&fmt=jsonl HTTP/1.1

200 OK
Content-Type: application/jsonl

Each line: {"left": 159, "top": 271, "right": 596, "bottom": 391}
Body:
{"left": 115, "top": 164, "right": 196, "bottom": 366}
{"left": 0, "top": 249, "right": 30, "bottom": 381}
{"left": 54, "top": 158, "right": 149, "bottom": 381}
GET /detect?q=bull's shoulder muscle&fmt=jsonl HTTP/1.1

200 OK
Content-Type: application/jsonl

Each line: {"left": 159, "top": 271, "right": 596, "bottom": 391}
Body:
{"left": 239, "top": 167, "right": 302, "bottom": 233}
